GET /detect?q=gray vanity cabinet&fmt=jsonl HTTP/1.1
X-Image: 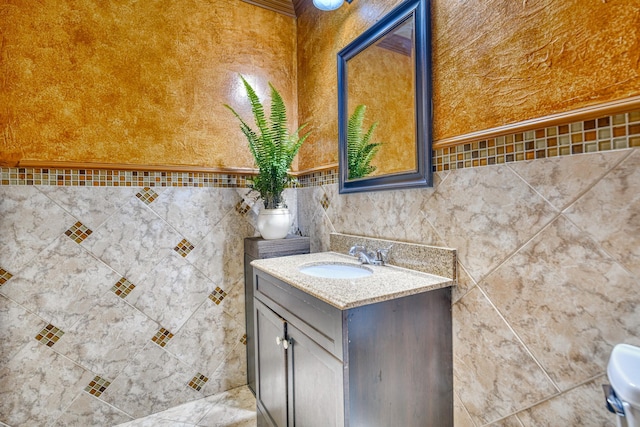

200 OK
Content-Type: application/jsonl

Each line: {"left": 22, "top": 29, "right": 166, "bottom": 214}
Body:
{"left": 253, "top": 267, "right": 453, "bottom": 427}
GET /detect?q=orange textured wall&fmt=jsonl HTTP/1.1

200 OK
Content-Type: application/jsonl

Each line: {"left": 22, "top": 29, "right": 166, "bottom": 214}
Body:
{"left": 0, "top": 0, "right": 297, "bottom": 169}
{"left": 296, "top": 0, "right": 640, "bottom": 170}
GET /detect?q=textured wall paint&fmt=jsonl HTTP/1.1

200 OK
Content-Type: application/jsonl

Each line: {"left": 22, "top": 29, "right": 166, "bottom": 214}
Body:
{"left": 0, "top": 0, "right": 297, "bottom": 168}
{"left": 296, "top": 0, "right": 640, "bottom": 170}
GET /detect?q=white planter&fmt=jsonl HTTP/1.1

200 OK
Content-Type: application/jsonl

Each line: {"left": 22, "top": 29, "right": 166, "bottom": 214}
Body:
{"left": 257, "top": 207, "right": 292, "bottom": 240}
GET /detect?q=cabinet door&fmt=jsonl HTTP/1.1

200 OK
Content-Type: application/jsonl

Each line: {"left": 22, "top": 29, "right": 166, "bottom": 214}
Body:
{"left": 244, "top": 254, "right": 256, "bottom": 395}
{"left": 287, "top": 323, "right": 344, "bottom": 427}
{"left": 255, "top": 299, "right": 288, "bottom": 427}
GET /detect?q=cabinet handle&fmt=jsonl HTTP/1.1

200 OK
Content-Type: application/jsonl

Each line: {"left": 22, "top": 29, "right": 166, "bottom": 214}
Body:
{"left": 276, "top": 336, "right": 290, "bottom": 350}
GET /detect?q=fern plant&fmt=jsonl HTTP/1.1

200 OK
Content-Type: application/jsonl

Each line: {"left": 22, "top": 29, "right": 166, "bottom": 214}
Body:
{"left": 347, "top": 104, "right": 382, "bottom": 180}
{"left": 225, "top": 75, "right": 310, "bottom": 208}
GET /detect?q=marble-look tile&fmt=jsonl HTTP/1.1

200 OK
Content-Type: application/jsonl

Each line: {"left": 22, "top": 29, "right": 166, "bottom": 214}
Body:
{"left": 187, "top": 209, "right": 256, "bottom": 288}
{"left": 164, "top": 298, "right": 243, "bottom": 379}
{"left": 454, "top": 391, "right": 476, "bottom": 427}
{"left": 453, "top": 287, "right": 557, "bottom": 425}
{"left": 218, "top": 279, "right": 245, "bottom": 322}
{"left": 395, "top": 211, "right": 446, "bottom": 247}
{"left": 489, "top": 415, "right": 525, "bottom": 426}
{"left": 453, "top": 261, "right": 476, "bottom": 304}
{"left": 127, "top": 251, "right": 216, "bottom": 331}
{"left": 202, "top": 340, "right": 248, "bottom": 398}
{"left": 422, "top": 164, "right": 558, "bottom": 283}
{"left": 198, "top": 385, "right": 256, "bottom": 427}
{"left": 1, "top": 235, "right": 120, "bottom": 329}
{"left": 148, "top": 188, "right": 240, "bottom": 245}
{"left": 0, "top": 294, "right": 46, "bottom": 370}
{"left": 361, "top": 187, "right": 428, "bottom": 240}
{"left": 0, "top": 186, "right": 76, "bottom": 272}
{"left": 51, "top": 392, "right": 133, "bottom": 427}
{"left": 125, "top": 395, "right": 217, "bottom": 425}
{"left": 323, "top": 184, "right": 377, "bottom": 236}
{"left": 480, "top": 215, "right": 640, "bottom": 390}
{"left": 54, "top": 292, "right": 159, "bottom": 379}
{"left": 507, "top": 150, "right": 629, "bottom": 211}
{"left": 117, "top": 419, "right": 197, "bottom": 427}
{"left": 564, "top": 150, "right": 640, "bottom": 277}
{"left": 296, "top": 186, "right": 326, "bottom": 244}
{"left": 0, "top": 341, "right": 93, "bottom": 426}
{"left": 102, "top": 344, "right": 202, "bottom": 419}
{"left": 517, "top": 375, "right": 615, "bottom": 427}
{"left": 81, "top": 196, "right": 183, "bottom": 283}
{"left": 37, "top": 186, "right": 139, "bottom": 230}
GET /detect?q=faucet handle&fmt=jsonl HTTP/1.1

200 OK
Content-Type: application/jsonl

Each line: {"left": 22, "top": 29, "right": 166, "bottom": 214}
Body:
{"left": 349, "top": 244, "right": 366, "bottom": 256}
{"left": 376, "top": 244, "right": 393, "bottom": 264}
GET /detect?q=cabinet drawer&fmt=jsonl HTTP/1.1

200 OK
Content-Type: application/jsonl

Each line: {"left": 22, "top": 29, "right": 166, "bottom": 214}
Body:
{"left": 254, "top": 269, "right": 344, "bottom": 360}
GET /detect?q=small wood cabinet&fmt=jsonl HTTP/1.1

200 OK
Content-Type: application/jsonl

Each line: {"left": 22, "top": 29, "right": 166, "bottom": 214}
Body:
{"left": 253, "top": 267, "right": 453, "bottom": 427}
{"left": 244, "top": 237, "right": 310, "bottom": 395}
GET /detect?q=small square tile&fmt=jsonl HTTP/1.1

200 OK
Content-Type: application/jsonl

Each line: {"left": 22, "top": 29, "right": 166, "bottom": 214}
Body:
{"left": 320, "top": 192, "right": 330, "bottom": 210}
{"left": 174, "top": 239, "right": 195, "bottom": 257}
{"left": 0, "top": 267, "right": 13, "bottom": 285}
{"left": 151, "top": 327, "right": 174, "bottom": 347}
{"left": 235, "top": 200, "right": 251, "bottom": 215}
{"left": 84, "top": 375, "right": 112, "bottom": 397}
{"left": 35, "top": 324, "right": 65, "bottom": 347}
{"left": 208, "top": 286, "right": 228, "bottom": 305}
{"left": 111, "top": 277, "right": 136, "bottom": 298}
{"left": 135, "top": 187, "right": 158, "bottom": 205}
{"left": 240, "top": 333, "right": 247, "bottom": 345}
{"left": 64, "top": 222, "right": 93, "bottom": 244}
{"left": 188, "top": 373, "right": 208, "bottom": 391}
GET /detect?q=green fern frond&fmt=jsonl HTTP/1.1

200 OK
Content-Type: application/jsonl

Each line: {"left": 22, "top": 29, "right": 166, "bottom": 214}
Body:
{"left": 225, "top": 75, "right": 311, "bottom": 208}
{"left": 347, "top": 105, "right": 383, "bottom": 180}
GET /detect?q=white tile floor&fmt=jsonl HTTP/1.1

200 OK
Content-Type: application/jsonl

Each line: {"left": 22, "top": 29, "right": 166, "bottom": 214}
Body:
{"left": 116, "top": 385, "right": 256, "bottom": 427}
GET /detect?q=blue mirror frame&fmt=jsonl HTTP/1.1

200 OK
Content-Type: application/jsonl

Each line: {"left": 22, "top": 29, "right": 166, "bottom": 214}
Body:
{"left": 337, "top": 0, "right": 432, "bottom": 193}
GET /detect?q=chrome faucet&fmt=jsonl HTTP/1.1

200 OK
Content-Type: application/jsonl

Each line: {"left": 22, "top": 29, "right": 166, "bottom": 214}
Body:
{"left": 348, "top": 244, "right": 392, "bottom": 266}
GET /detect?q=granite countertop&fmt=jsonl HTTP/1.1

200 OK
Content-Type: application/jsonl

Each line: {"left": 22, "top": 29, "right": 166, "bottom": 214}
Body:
{"left": 251, "top": 251, "right": 454, "bottom": 310}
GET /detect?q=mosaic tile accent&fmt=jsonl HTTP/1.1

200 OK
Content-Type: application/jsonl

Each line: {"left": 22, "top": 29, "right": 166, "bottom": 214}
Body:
{"left": 111, "top": 277, "right": 136, "bottom": 298}
{"left": 188, "top": 373, "right": 208, "bottom": 392}
{"left": 135, "top": 187, "right": 159, "bottom": 204}
{"left": 0, "top": 267, "right": 13, "bottom": 285}
{"left": 35, "top": 324, "right": 65, "bottom": 347}
{"left": 64, "top": 221, "right": 93, "bottom": 244}
{"left": 240, "top": 333, "right": 247, "bottom": 345}
{"left": 84, "top": 376, "right": 112, "bottom": 398}
{"left": 151, "top": 327, "right": 174, "bottom": 347}
{"left": 235, "top": 200, "right": 252, "bottom": 215}
{"left": 0, "top": 168, "right": 251, "bottom": 187}
{"left": 433, "top": 110, "right": 640, "bottom": 172}
{"left": 174, "top": 239, "right": 195, "bottom": 257}
{"left": 297, "top": 168, "right": 339, "bottom": 187}
{"left": 320, "top": 192, "right": 331, "bottom": 210}
{"left": 208, "top": 286, "right": 228, "bottom": 305}
{"left": 2, "top": 110, "right": 638, "bottom": 188}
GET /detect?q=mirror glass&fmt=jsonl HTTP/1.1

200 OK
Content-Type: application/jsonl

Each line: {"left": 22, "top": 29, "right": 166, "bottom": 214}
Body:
{"left": 338, "top": 0, "right": 431, "bottom": 193}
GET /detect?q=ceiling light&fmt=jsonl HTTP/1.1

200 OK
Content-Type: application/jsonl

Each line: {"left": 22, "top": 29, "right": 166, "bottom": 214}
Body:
{"left": 313, "top": 0, "right": 351, "bottom": 11}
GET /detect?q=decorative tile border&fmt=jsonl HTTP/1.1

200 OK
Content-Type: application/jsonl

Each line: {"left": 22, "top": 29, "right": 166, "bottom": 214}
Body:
{"left": 2, "top": 110, "right": 638, "bottom": 187}
{"left": 0, "top": 169, "right": 251, "bottom": 187}
{"left": 433, "top": 110, "right": 640, "bottom": 172}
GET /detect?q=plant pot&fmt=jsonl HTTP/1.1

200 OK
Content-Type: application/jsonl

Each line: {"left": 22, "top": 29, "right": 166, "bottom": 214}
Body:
{"left": 257, "top": 207, "right": 292, "bottom": 240}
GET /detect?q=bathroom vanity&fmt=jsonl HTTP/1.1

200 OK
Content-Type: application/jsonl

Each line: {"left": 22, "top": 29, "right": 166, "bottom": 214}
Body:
{"left": 251, "top": 250, "right": 454, "bottom": 427}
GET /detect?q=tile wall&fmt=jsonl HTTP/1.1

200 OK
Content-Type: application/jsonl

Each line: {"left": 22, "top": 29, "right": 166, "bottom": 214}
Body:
{"left": 0, "top": 181, "right": 297, "bottom": 425}
{"left": 297, "top": 137, "right": 640, "bottom": 424}
{"left": 1, "top": 111, "right": 639, "bottom": 426}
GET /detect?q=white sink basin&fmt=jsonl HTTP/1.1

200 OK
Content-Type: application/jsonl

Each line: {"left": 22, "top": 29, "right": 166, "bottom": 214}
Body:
{"left": 299, "top": 263, "right": 373, "bottom": 279}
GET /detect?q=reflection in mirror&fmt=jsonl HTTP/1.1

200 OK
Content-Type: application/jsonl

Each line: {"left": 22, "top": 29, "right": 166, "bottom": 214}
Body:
{"left": 338, "top": 0, "right": 431, "bottom": 193}
{"left": 347, "top": 16, "right": 416, "bottom": 178}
